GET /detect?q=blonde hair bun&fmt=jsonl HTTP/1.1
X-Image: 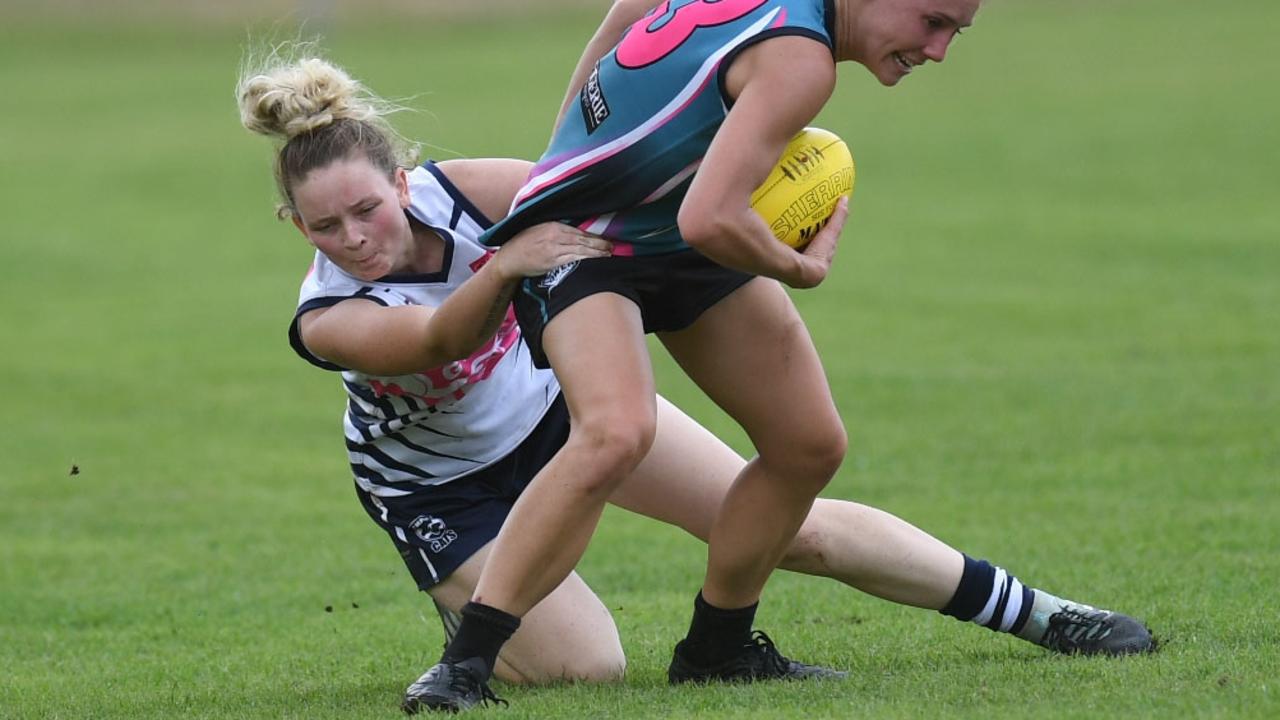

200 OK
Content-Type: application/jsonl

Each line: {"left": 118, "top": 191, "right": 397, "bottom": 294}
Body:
{"left": 237, "top": 55, "right": 381, "bottom": 139}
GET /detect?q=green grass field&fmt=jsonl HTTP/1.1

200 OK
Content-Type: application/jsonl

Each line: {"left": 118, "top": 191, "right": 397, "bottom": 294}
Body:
{"left": 2, "top": 1, "right": 1277, "bottom": 717}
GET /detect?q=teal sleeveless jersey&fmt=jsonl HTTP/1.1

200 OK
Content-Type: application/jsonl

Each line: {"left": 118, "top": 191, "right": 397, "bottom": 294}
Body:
{"left": 481, "top": 0, "right": 836, "bottom": 256}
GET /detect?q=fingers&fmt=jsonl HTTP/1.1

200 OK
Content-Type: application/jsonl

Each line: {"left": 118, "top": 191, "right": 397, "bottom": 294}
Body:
{"left": 822, "top": 196, "right": 850, "bottom": 238}
{"left": 789, "top": 196, "right": 849, "bottom": 288}
{"left": 572, "top": 229, "right": 614, "bottom": 255}
{"left": 802, "top": 198, "right": 846, "bottom": 259}
{"left": 553, "top": 225, "right": 613, "bottom": 259}
{"left": 500, "top": 223, "right": 614, "bottom": 278}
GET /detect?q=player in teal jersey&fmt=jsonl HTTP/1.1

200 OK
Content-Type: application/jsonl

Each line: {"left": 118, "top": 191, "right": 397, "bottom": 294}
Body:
{"left": 412, "top": 0, "right": 996, "bottom": 712}
{"left": 410, "top": 1, "right": 991, "bottom": 711}
{"left": 483, "top": 0, "right": 837, "bottom": 257}
{"left": 238, "top": 34, "right": 1154, "bottom": 715}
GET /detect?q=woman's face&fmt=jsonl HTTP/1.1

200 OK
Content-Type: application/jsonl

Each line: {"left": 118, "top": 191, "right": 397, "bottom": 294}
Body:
{"left": 291, "top": 156, "right": 413, "bottom": 281}
{"left": 852, "top": 0, "right": 980, "bottom": 86}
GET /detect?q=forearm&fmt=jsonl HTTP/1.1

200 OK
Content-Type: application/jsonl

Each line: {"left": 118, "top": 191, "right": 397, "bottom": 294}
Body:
{"left": 420, "top": 258, "right": 519, "bottom": 362}
{"left": 680, "top": 206, "right": 812, "bottom": 285}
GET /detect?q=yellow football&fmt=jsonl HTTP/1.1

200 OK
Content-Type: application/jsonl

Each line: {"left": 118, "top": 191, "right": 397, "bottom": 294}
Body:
{"left": 749, "top": 127, "right": 855, "bottom": 248}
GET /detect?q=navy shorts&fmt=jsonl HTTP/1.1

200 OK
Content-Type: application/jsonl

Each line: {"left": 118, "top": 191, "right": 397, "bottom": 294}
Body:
{"left": 354, "top": 394, "right": 570, "bottom": 590}
{"left": 514, "top": 248, "right": 755, "bottom": 369}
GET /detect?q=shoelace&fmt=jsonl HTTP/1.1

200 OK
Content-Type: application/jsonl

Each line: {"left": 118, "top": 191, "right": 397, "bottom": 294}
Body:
{"left": 745, "top": 630, "right": 792, "bottom": 675}
{"left": 448, "top": 665, "right": 508, "bottom": 709}
{"left": 474, "top": 683, "right": 508, "bottom": 709}
{"left": 406, "top": 663, "right": 508, "bottom": 711}
{"left": 1042, "top": 607, "right": 1113, "bottom": 652}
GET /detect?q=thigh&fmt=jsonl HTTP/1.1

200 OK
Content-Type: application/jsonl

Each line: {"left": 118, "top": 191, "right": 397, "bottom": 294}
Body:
{"left": 607, "top": 396, "right": 746, "bottom": 541}
{"left": 542, "top": 291, "right": 656, "bottom": 434}
{"left": 657, "top": 278, "right": 842, "bottom": 457}
{"left": 428, "top": 543, "right": 624, "bottom": 685}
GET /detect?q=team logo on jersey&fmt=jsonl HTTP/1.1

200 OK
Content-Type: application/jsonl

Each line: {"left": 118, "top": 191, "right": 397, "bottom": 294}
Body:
{"left": 410, "top": 514, "right": 458, "bottom": 553}
{"left": 580, "top": 63, "right": 610, "bottom": 134}
{"left": 539, "top": 260, "right": 580, "bottom": 293}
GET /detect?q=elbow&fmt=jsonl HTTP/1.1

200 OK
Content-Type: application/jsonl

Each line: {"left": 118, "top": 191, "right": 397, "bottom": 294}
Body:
{"left": 677, "top": 203, "right": 736, "bottom": 256}
{"left": 417, "top": 322, "right": 482, "bottom": 369}
{"left": 426, "top": 335, "right": 483, "bottom": 367}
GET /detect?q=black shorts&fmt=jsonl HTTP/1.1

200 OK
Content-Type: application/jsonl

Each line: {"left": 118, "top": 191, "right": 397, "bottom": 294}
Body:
{"left": 514, "top": 248, "right": 755, "bottom": 369}
{"left": 354, "top": 394, "right": 570, "bottom": 591}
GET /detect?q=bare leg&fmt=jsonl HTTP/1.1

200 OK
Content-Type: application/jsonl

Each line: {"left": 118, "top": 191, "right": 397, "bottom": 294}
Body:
{"left": 658, "top": 278, "right": 846, "bottom": 609}
{"left": 612, "top": 396, "right": 963, "bottom": 609}
{"left": 429, "top": 543, "right": 625, "bottom": 684}
{"left": 471, "top": 293, "right": 656, "bottom": 616}
{"left": 613, "top": 397, "right": 1154, "bottom": 657}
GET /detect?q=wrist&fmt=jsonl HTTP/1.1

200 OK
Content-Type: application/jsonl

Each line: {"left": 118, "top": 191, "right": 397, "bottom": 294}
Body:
{"left": 786, "top": 255, "right": 818, "bottom": 289}
{"left": 489, "top": 248, "right": 522, "bottom": 284}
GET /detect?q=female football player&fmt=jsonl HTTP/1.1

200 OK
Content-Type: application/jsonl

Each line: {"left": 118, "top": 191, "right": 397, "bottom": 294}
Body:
{"left": 412, "top": 0, "right": 989, "bottom": 710}
{"left": 237, "top": 35, "right": 1153, "bottom": 714}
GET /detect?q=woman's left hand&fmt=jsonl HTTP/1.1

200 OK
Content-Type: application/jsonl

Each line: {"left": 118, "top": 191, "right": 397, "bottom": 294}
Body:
{"left": 494, "top": 222, "right": 614, "bottom": 280}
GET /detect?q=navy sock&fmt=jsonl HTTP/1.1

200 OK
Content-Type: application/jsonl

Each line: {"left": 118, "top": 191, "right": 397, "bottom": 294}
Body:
{"left": 940, "top": 555, "right": 1034, "bottom": 634}
{"left": 679, "top": 592, "right": 758, "bottom": 667}
{"left": 439, "top": 601, "right": 521, "bottom": 678}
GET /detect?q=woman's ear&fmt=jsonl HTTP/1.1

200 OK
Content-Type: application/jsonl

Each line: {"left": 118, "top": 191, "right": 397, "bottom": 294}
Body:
{"left": 395, "top": 166, "right": 411, "bottom": 208}
{"left": 291, "top": 213, "right": 313, "bottom": 245}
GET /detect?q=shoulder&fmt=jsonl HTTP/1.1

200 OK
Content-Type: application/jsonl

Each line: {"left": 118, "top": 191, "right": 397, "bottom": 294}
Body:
{"left": 724, "top": 34, "right": 835, "bottom": 107}
{"left": 435, "top": 159, "right": 535, "bottom": 223}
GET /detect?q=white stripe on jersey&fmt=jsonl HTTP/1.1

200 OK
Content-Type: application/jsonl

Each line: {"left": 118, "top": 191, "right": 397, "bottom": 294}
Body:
{"left": 515, "top": 10, "right": 780, "bottom": 206}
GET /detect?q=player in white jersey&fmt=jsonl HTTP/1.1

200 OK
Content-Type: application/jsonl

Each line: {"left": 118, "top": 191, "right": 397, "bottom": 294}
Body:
{"left": 288, "top": 162, "right": 563, "bottom": 497}
{"left": 238, "top": 47, "right": 1153, "bottom": 714}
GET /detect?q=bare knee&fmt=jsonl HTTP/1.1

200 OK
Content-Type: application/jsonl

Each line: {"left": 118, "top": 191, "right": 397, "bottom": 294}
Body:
{"left": 560, "top": 652, "right": 626, "bottom": 684}
{"left": 761, "top": 422, "right": 847, "bottom": 493}
{"left": 496, "top": 643, "right": 626, "bottom": 685}
{"left": 563, "top": 414, "right": 656, "bottom": 497}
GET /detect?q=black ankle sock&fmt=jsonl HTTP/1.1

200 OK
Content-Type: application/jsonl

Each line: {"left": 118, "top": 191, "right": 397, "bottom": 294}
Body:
{"left": 679, "top": 591, "right": 758, "bottom": 667}
{"left": 439, "top": 602, "right": 522, "bottom": 678}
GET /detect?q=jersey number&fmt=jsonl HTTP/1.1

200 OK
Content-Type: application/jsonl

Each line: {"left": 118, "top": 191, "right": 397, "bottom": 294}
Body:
{"left": 616, "top": 0, "right": 768, "bottom": 68}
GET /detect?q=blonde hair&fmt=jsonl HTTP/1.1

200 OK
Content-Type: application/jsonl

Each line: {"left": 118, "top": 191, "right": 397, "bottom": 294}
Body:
{"left": 236, "top": 44, "right": 419, "bottom": 217}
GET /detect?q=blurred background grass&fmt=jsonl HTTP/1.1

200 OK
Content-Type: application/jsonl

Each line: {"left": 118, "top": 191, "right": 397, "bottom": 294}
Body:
{"left": 1, "top": 1, "right": 1277, "bottom": 718}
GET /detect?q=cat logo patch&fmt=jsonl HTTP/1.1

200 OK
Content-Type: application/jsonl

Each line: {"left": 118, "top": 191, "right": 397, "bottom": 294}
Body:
{"left": 410, "top": 514, "right": 458, "bottom": 553}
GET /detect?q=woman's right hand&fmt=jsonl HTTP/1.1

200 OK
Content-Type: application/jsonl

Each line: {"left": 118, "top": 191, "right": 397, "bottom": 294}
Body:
{"left": 494, "top": 222, "right": 614, "bottom": 280}
{"left": 789, "top": 196, "right": 849, "bottom": 289}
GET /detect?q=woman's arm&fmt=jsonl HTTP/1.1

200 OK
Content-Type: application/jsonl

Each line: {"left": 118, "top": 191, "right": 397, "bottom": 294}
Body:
{"left": 554, "top": 0, "right": 665, "bottom": 131}
{"left": 297, "top": 256, "right": 513, "bottom": 376}
{"left": 298, "top": 213, "right": 609, "bottom": 377}
{"left": 678, "top": 36, "right": 846, "bottom": 289}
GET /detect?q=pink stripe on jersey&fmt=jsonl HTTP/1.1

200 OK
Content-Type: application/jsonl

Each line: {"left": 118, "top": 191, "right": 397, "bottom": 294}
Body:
{"left": 371, "top": 308, "right": 522, "bottom": 407}
{"left": 514, "top": 9, "right": 781, "bottom": 207}
{"left": 641, "top": 158, "right": 703, "bottom": 205}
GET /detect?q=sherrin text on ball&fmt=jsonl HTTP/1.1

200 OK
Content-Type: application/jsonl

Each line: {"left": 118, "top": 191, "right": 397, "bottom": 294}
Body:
{"left": 749, "top": 127, "right": 855, "bottom": 248}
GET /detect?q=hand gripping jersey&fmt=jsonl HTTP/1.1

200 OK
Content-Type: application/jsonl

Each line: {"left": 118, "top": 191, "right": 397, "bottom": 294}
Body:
{"left": 481, "top": 0, "right": 835, "bottom": 256}
{"left": 289, "top": 163, "right": 561, "bottom": 497}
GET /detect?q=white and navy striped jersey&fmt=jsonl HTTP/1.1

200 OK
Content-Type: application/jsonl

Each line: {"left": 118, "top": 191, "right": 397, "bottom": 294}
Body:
{"left": 289, "top": 162, "right": 561, "bottom": 497}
